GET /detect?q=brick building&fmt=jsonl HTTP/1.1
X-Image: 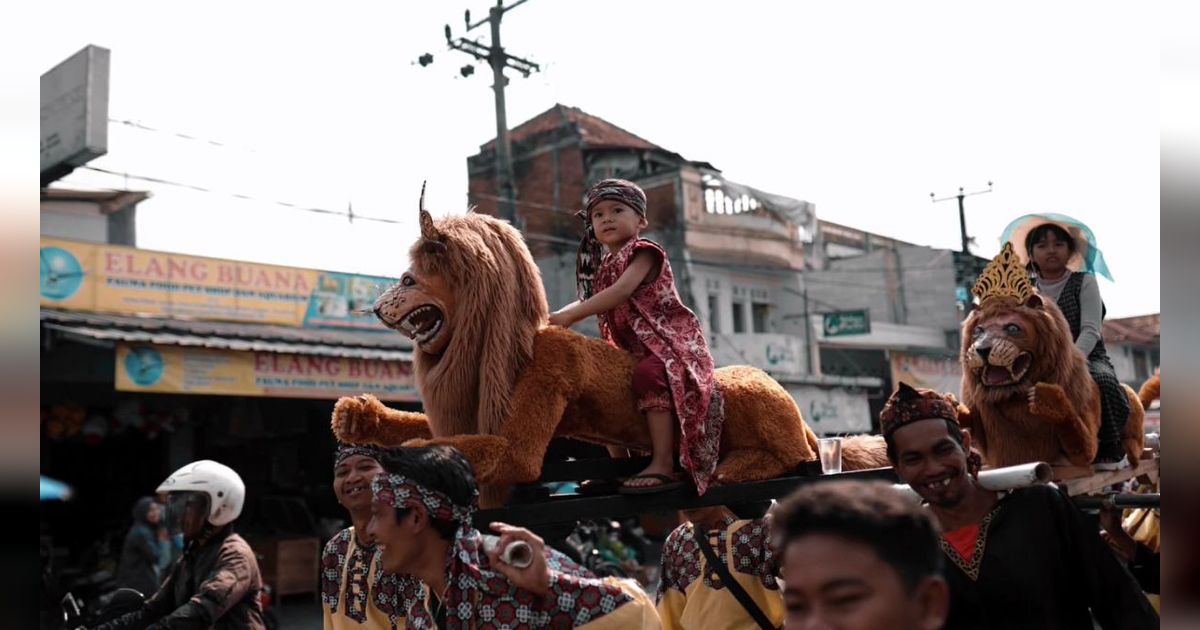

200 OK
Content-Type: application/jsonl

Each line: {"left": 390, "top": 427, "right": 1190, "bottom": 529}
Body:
{"left": 466, "top": 104, "right": 885, "bottom": 434}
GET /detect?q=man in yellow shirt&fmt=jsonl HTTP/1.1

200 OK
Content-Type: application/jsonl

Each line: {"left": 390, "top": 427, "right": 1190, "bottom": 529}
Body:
{"left": 321, "top": 443, "right": 407, "bottom": 629}
{"left": 656, "top": 503, "right": 783, "bottom": 629}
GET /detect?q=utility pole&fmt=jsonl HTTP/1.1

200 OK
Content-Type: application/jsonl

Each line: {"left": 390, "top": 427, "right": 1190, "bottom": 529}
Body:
{"left": 930, "top": 181, "right": 993, "bottom": 255}
{"left": 802, "top": 279, "right": 817, "bottom": 375}
{"left": 423, "top": 1, "right": 540, "bottom": 226}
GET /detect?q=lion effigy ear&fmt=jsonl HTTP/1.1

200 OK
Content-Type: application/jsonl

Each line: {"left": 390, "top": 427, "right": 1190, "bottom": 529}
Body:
{"left": 1025, "top": 294, "right": 1043, "bottom": 309}
{"left": 418, "top": 181, "right": 447, "bottom": 254}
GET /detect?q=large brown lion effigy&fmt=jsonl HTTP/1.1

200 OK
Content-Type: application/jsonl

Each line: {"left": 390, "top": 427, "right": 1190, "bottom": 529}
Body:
{"left": 330, "top": 186, "right": 887, "bottom": 505}
{"left": 958, "top": 243, "right": 1145, "bottom": 469}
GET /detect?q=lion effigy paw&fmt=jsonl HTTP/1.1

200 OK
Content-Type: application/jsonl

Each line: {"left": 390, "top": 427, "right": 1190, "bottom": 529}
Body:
{"left": 331, "top": 394, "right": 390, "bottom": 444}
{"left": 1027, "top": 382, "right": 1071, "bottom": 421}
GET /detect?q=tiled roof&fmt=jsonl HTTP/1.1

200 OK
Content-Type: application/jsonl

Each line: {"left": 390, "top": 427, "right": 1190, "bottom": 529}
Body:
{"left": 480, "top": 103, "right": 664, "bottom": 152}
{"left": 41, "top": 309, "right": 412, "bottom": 361}
{"left": 1102, "top": 313, "right": 1159, "bottom": 346}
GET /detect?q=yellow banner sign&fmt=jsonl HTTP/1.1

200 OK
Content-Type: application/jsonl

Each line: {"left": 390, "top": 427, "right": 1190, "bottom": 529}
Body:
{"left": 115, "top": 343, "right": 417, "bottom": 402}
{"left": 40, "top": 237, "right": 395, "bottom": 329}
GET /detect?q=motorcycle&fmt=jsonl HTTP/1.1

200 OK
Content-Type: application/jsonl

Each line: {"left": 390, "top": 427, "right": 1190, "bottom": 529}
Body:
{"left": 61, "top": 588, "right": 145, "bottom": 630}
{"left": 60, "top": 582, "right": 278, "bottom": 630}
{"left": 564, "top": 518, "right": 652, "bottom": 580}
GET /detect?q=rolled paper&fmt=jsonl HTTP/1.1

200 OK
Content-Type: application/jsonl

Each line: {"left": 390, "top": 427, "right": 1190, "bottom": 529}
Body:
{"left": 892, "top": 461, "right": 1051, "bottom": 501}
{"left": 481, "top": 534, "right": 533, "bottom": 569}
{"left": 975, "top": 462, "right": 1052, "bottom": 491}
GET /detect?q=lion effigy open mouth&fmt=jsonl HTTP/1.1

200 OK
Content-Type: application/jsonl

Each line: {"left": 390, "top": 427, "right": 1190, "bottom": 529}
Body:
{"left": 395, "top": 305, "right": 444, "bottom": 346}
{"left": 980, "top": 353, "right": 1032, "bottom": 386}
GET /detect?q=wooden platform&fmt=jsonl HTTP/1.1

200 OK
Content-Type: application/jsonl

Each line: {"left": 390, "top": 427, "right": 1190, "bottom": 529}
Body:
{"left": 473, "top": 458, "right": 897, "bottom": 535}
{"left": 476, "top": 446, "right": 1160, "bottom": 536}
{"left": 1053, "top": 449, "right": 1160, "bottom": 496}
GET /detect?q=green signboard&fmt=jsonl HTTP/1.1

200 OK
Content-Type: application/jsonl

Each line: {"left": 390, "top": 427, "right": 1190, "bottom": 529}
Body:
{"left": 823, "top": 309, "right": 871, "bottom": 336}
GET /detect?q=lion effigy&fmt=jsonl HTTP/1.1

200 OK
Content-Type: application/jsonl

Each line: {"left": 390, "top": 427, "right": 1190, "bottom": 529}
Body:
{"left": 1138, "top": 369, "right": 1160, "bottom": 411}
{"left": 331, "top": 186, "right": 886, "bottom": 505}
{"left": 958, "top": 243, "right": 1144, "bottom": 469}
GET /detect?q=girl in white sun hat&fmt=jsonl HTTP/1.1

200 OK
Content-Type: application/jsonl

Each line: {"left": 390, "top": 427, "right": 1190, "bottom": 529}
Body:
{"left": 1001, "top": 213, "right": 1130, "bottom": 470}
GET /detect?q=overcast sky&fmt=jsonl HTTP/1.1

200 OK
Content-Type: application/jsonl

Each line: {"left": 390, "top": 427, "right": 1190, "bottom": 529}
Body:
{"left": 39, "top": 0, "right": 1160, "bottom": 318}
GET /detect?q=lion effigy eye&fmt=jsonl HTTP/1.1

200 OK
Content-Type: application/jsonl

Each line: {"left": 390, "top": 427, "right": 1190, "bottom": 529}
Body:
{"left": 400, "top": 276, "right": 416, "bottom": 287}
{"left": 973, "top": 326, "right": 985, "bottom": 336}
{"left": 1004, "top": 324, "right": 1021, "bottom": 335}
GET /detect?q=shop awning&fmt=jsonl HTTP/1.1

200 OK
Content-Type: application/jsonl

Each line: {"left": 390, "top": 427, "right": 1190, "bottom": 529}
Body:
{"left": 41, "top": 309, "right": 413, "bottom": 361}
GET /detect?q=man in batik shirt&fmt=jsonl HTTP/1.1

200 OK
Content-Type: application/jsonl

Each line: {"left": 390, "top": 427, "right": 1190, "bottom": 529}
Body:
{"left": 322, "top": 443, "right": 405, "bottom": 629}
{"left": 365, "top": 444, "right": 660, "bottom": 629}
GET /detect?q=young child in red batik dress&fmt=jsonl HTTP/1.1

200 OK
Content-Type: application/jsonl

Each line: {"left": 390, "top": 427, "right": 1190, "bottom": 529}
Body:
{"left": 549, "top": 178, "right": 725, "bottom": 495}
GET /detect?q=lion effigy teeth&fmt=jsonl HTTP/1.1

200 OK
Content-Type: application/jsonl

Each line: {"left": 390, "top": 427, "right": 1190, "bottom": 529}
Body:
{"left": 967, "top": 352, "right": 984, "bottom": 370}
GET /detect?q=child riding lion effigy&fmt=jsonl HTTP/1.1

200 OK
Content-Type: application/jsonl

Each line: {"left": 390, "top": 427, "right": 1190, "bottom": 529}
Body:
{"left": 956, "top": 220, "right": 1145, "bottom": 471}
{"left": 330, "top": 182, "right": 887, "bottom": 506}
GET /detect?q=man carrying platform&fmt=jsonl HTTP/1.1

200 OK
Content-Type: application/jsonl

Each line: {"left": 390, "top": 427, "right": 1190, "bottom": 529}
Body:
{"left": 880, "top": 381, "right": 1158, "bottom": 629}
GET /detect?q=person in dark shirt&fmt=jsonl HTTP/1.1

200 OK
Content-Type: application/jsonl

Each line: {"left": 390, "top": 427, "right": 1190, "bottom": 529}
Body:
{"left": 881, "top": 382, "right": 1158, "bottom": 629}
{"left": 91, "top": 460, "right": 264, "bottom": 630}
{"left": 115, "top": 497, "right": 170, "bottom": 598}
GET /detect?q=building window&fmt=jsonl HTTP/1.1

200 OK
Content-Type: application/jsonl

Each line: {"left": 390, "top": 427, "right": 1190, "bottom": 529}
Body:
{"left": 708, "top": 294, "right": 721, "bottom": 333}
{"left": 752, "top": 303, "right": 770, "bottom": 333}
{"left": 1134, "top": 349, "right": 1150, "bottom": 381}
{"left": 732, "top": 302, "right": 746, "bottom": 333}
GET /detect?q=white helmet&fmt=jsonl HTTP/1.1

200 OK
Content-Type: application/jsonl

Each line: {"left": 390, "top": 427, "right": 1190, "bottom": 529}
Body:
{"left": 157, "top": 460, "right": 245, "bottom": 527}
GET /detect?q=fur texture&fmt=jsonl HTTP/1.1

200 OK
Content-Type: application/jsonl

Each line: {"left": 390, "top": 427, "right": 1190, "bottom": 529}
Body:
{"left": 1138, "top": 370, "right": 1160, "bottom": 410}
{"left": 334, "top": 211, "right": 887, "bottom": 505}
{"left": 960, "top": 295, "right": 1145, "bottom": 468}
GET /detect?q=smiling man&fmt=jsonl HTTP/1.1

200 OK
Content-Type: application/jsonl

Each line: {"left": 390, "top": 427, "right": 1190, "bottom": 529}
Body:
{"left": 771, "top": 480, "right": 948, "bottom": 630}
{"left": 321, "top": 443, "right": 407, "bottom": 629}
{"left": 881, "top": 382, "right": 1158, "bottom": 629}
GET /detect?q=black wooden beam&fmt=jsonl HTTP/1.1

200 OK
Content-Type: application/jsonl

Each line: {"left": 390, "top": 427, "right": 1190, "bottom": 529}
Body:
{"left": 474, "top": 467, "right": 898, "bottom": 531}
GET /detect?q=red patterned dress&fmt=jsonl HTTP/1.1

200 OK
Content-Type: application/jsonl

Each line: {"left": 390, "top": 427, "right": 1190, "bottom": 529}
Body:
{"left": 593, "top": 238, "right": 725, "bottom": 494}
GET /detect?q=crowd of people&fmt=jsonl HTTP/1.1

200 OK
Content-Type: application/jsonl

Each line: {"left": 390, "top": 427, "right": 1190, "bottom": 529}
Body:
{"left": 82, "top": 181, "right": 1159, "bottom": 629}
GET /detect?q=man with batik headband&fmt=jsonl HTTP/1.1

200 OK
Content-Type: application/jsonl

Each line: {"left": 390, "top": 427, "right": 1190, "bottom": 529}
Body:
{"left": 323, "top": 443, "right": 409, "bottom": 629}
{"left": 881, "top": 382, "right": 1158, "bottom": 629}
{"left": 366, "top": 444, "right": 661, "bottom": 629}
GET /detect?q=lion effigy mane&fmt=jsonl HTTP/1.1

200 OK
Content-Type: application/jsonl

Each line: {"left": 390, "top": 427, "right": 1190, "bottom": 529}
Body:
{"left": 331, "top": 191, "right": 886, "bottom": 505}
{"left": 959, "top": 243, "right": 1144, "bottom": 469}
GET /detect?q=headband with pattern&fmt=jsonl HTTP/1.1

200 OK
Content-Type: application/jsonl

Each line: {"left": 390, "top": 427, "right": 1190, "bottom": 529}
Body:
{"left": 575, "top": 178, "right": 647, "bottom": 300}
{"left": 334, "top": 443, "right": 385, "bottom": 467}
{"left": 370, "top": 473, "right": 478, "bottom": 525}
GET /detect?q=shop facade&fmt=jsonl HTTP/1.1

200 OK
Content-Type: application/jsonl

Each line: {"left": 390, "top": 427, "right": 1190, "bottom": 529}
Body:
{"left": 40, "top": 237, "right": 414, "bottom": 598}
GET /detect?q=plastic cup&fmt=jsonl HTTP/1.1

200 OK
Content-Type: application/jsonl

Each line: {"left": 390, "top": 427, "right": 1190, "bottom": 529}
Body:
{"left": 818, "top": 437, "right": 843, "bottom": 475}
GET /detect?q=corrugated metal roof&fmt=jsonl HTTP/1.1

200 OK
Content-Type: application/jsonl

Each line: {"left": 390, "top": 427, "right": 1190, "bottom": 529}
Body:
{"left": 41, "top": 309, "right": 413, "bottom": 361}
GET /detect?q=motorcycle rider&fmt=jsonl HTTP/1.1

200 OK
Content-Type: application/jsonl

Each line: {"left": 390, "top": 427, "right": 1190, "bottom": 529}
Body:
{"left": 89, "top": 460, "right": 265, "bottom": 629}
